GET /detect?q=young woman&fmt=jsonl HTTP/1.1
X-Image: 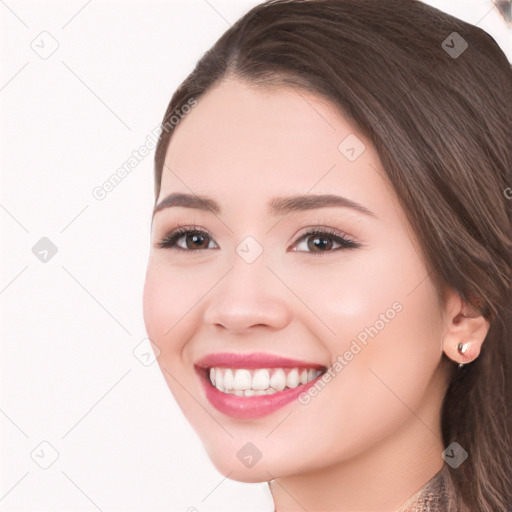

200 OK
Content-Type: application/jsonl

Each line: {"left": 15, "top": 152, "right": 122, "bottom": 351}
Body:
{"left": 143, "top": 1, "right": 512, "bottom": 510}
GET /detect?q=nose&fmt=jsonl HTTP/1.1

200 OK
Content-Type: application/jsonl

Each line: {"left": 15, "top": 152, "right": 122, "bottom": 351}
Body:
{"left": 203, "top": 257, "right": 293, "bottom": 335}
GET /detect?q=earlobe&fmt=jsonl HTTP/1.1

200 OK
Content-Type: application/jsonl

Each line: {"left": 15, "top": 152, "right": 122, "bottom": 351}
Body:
{"left": 441, "top": 289, "right": 491, "bottom": 367}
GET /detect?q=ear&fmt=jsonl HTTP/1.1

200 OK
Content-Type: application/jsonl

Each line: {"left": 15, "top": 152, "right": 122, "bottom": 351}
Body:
{"left": 441, "top": 287, "right": 491, "bottom": 365}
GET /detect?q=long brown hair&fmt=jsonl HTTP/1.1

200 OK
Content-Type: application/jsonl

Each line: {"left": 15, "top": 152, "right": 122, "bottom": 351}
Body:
{"left": 153, "top": 1, "right": 512, "bottom": 509}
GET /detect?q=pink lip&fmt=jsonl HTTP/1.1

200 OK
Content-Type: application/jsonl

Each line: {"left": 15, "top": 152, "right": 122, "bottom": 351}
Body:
{"left": 195, "top": 352, "right": 326, "bottom": 370}
{"left": 194, "top": 352, "right": 327, "bottom": 419}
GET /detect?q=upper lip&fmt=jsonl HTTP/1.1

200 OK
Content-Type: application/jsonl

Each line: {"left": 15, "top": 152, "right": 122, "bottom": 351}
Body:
{"left": 195, "top": 352, "right": 327, "bottom": 370}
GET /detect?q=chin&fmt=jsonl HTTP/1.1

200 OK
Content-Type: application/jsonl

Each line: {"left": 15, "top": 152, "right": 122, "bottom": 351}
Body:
{"left": 202, "top": 439, "right": 284, "bottom": 482}
{"left": 209, "top": 455, "right": 273, "bottom": 483}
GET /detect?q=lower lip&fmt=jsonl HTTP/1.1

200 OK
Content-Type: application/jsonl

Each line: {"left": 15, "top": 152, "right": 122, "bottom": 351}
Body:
{"left": 197, "top": 368, "right": 324, "bottom": 419}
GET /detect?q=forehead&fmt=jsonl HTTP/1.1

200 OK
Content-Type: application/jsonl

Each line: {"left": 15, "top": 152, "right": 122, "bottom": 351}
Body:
{"left": 159, "top": 78, "right": 392, "bottom": 218}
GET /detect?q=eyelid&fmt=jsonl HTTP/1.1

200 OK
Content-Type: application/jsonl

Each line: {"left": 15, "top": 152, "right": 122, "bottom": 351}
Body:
{"left": 288, "top": 213, "right": 361, "bottom": 239}
{"left": 290, "top": 224, "right": 358, "bottom": 246}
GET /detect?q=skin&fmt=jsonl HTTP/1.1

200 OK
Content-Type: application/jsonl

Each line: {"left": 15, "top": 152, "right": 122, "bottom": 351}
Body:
{"left": 143, "top": 77, "right": 490, "bottom": 511}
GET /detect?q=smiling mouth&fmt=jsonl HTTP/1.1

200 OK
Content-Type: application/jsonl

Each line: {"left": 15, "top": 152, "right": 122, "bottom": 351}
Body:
{"left": 206, "top": 366, "right": 326, "bottom": 396}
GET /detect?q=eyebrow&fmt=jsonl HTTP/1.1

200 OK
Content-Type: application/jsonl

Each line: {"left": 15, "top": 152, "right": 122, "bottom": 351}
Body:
{"left": 152, "top": 192, "right": 376, "bottom": 218}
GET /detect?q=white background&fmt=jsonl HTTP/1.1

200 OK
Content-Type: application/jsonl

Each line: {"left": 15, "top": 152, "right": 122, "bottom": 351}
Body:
{"left": 1, "top": 1, "right": 510, "bottom": 511}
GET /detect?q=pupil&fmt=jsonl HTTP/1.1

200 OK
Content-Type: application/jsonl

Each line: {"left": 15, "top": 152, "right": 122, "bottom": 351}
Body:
{"left": 188, "top": 233, "right": 207, "bottom": 249}
{"left": 309, "top": 235, "right": 332, "bottom": 251}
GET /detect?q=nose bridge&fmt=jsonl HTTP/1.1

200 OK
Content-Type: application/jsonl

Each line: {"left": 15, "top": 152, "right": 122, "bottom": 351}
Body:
{"left": 224, "top": 231, "right": 275, "bottom": 294}
{"left": 203, "top": 243, "right": 292, "bottom": 332}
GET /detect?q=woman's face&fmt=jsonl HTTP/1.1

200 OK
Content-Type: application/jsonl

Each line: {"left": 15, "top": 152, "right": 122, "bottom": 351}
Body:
{"left": 143, "top": 78, "right": 450, "bottom": 482}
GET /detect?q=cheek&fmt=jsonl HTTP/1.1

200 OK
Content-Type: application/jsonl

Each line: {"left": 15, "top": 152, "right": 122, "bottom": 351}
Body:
{"left": 143, "top": 263, "right": 171, "bottom": 344}
{"left": 142, "top": 260, "right": 209, "bottom": 425}
{"left": 286, "top": 239, "right": 436, "bottom": 343}
{"left": 142, "top": 259, "right": 199, "bottom": 356}
{"left": 288, "top": 239, "right": 444, "bottom": 424}
{"left": 297, "top": 226, "right": 441, "bottom": 354}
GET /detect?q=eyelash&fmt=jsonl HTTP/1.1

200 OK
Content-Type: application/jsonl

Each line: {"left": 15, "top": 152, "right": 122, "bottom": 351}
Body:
{"left": 156, "top": 224, "right": 362, "bottom": 254}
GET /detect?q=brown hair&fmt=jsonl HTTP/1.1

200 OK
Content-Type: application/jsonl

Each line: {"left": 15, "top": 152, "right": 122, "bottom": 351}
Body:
{"left": 153, "top": 1, "right": 512, "bottom": 509}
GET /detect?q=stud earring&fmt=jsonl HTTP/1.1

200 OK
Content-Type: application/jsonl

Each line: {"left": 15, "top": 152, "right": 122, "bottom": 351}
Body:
{"left": 458, "top": 342, "right": 469, "bottom": 368}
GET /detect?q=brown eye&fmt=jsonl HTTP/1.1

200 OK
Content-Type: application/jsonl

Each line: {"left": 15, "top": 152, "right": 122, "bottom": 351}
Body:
{"left": 293, "top": 229, "right": 360, "bottom": 254}
{"left": 158, "top": 228, "right": 217, "bottom": 251}
{"left": 183, "top": 232, "right": 210, "bottom": 250}
{"left": 307, "top": 234, "right": 335, "bottom": 252}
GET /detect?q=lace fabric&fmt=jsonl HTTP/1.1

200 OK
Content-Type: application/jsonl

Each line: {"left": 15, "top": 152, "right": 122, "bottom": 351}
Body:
{"left": 397, "top": 464, "right": 464, "bottom": 512}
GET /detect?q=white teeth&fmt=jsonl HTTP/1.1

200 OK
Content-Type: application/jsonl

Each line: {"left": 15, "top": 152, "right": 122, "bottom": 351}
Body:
{"left": 223, "top": 369, "right": 234, "bottom": 389}
{"left": 252, "top": 369, "right": 270, "bottom": 390}
{"left": 209, "top": 366, "right": 324, "bottom": 395}
{"left": 270, "top": 369, "right": 286, "bottom": 391}
{"left": 215, "top": 376, "right": 224, "bottom": 392}
{"left": 286, "top": 368, "right": 299, "bottom": 388}
{"left": 233, "top": 369, "right": 252, "bottom": 391}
